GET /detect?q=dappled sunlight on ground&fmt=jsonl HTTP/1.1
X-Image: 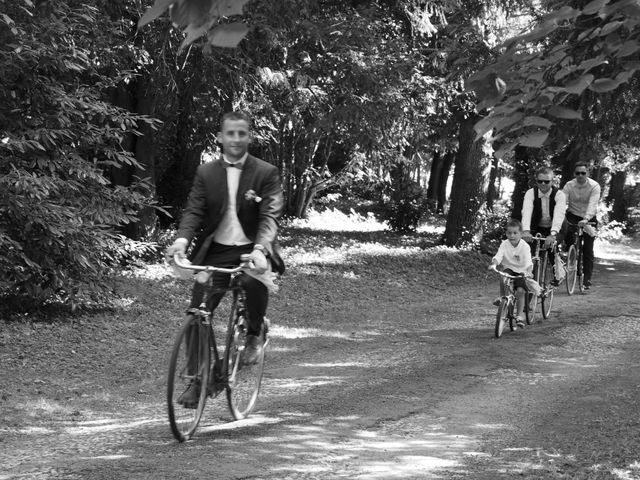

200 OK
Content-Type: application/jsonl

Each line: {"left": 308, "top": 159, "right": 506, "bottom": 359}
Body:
{"left": 596, "top": 239, "right": 640, "bottom": 265}
{"left": 287, "top": 208, "right": 387, "bottom": 232}
{"left": 271, "top": 325, "right": 352, "bottom": 339}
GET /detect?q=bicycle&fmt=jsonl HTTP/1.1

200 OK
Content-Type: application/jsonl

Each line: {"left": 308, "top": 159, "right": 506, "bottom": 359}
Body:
{"left": 529, "top": 234, "right": 557, "bottom": 320}
{"left": 490, "top": 267, "right": 533, "bottom": 338}
{"left": 564, "top": 221, "right": 596, "bottom": 295}
{"left": 166, "top": 254, "right": 269, "bottom": 442}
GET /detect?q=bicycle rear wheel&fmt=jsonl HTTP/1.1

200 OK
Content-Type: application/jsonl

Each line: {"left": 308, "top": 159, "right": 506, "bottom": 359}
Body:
{"left": 541, "top": 256, "right": 554, "bottom": 319}
{"left": 495, "top": 298, "right": 509, "bottom": 338}
{"left": 225, "top": 293, "right": 265, "bottom": 420}
{"left": 167, "top": 314, "right": 210, "bottom": 442}
{"left": 565, "top": 245, "right": 578, "bottom": 295}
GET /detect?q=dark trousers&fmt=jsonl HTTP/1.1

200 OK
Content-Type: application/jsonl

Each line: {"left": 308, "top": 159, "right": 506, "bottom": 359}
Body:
{"left": 184, "top": 243, "right": 268, "bottom": 378}
{"left": 563, "top": 212, "right": 597, "bottom": 282}
{"left": 189, "top": 243, "right": 268, "bottom": 335}
{"left": 527, "top": 226, "right": 560, "bottom": 279}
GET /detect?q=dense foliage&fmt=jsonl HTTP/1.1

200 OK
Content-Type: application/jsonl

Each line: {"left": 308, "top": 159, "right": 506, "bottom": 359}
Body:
{"left": 0, "top": 0, "right": 158, "bottom": 309}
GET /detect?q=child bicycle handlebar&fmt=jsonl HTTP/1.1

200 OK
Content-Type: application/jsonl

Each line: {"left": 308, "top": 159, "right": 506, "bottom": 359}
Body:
{"left": 489, "top": 266, "right": 525, "bottom": 280}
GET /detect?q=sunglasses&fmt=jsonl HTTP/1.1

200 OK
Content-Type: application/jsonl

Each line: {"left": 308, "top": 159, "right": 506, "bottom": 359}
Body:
{"left": 575, "top": 171, "right": 587, "bottom": 176}
{"left": 537, "top": 180, "right": 551, "bottom": 184}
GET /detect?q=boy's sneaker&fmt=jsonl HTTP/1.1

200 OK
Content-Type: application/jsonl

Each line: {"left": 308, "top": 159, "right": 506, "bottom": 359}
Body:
{"left": 550, "top": 278, "right": 560, "bottom": 287}
{"left": 583, "top": 280, "right": 592, "bottom": 290}
{"left": 492, "top": 297, "right": 501, "bottom": 306}
{"left": 515, "top": 317, "right": 525, "bottom": 328}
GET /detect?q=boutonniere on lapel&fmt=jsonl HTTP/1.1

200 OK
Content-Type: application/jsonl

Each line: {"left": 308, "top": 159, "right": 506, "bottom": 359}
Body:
{"left": 244, "top": 189, "right": 262, "bottom": 203}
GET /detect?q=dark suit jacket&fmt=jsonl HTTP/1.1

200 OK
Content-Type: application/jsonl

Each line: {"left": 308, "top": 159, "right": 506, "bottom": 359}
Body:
{"left": 177, "top": 155, "right": 285, "bottom": 273}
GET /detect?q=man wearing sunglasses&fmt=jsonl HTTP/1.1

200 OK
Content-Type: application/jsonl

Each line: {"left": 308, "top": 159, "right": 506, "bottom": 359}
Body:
{"left": 562, "top": 162, "right": 601, "bottom": 289}
{"left": 521, "top": 166, "right": 567, "bottom": 285}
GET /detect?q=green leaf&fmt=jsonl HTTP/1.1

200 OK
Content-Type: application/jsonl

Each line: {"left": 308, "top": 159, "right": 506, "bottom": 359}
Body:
{"left": 615, "top": 40, "right": 640, "bottom": 58}
{"left": 577, "top": 57, "right": 607, "bottom": 72}
{"left": 493, "top": 142, "right": 517, "bottom": 159}
{"left": 564, "top": 74, "right": 594, "bottom": 94}
{"left": 519, "top": 130, "right": 549, "bottom": 148}
{"left": 582, "top": 0, "right": 609, "bottom": 16}
{"left": 138, "top": 0, "right": 174, "bottom": 29}
{"left": 599, "top": 21, "right": 623, "bottom": 37}
{"left": 523, "top": 116, "right": 553, "bottom": 128}
{"left": 208, "top": 22, "right": 248, "bottom": 48}
{"left": 588, "top": 77, "right": 620, "bottom": 92}
{"left": 216, "top": 0, "right": 250, "bottom": 17}
{"left": 615, "top": 70, "right": 635, "bottom": 83}
{"left": 548, "top": 105, "right": 582, "bottom": 119}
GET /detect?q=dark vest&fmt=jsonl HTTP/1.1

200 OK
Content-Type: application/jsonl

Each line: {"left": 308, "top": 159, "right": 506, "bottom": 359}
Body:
{"left": 531, "top": 186, "right": 558, "bottom": 231}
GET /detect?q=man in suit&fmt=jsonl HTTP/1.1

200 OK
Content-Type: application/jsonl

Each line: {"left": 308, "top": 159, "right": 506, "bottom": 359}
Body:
{"left": 166, "top": 111, "right": 284, "bottom": 407}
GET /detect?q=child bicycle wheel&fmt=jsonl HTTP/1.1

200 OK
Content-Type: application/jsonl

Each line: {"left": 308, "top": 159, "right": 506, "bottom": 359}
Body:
{"left": 225, "top": 294, "right": 265, "bottom": 420}
{"left": 495, "top": 298, "right": 512, "bottom": 338}
{"left": 167, "top": 314, "right": 210, "bottom": 442}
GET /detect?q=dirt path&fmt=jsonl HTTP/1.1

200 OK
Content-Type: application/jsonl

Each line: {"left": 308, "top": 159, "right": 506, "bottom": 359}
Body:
{"left": 2, "top": 242, "right": 640, "bottom": 479}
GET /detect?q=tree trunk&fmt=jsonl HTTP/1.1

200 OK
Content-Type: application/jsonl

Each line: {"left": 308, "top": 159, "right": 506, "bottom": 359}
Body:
{"left": 442, "top": 115, "right": 490, "bottom": 247}
{"left": 486, "top": 153, "right": 500, "bottom": 211}
{"left": 426, "top": 150, "right": 442, "bottom": 210}
{"left": 510, "top": 146, "right": 531, "bottom": 221}
{"left": 436, "top": 151, "right": 455, "bottom": 214}
{"left": 607, "top": 170, "right": 627, "bottom": 222}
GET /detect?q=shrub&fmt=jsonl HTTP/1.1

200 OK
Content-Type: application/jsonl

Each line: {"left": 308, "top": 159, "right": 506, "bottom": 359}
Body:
{"left": 0, "top": 2, "right": 158, "bottom": 310}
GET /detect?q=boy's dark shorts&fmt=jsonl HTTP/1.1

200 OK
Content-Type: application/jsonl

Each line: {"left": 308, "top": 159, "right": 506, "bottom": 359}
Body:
{"left": 503, "top": 268, "right": 527, "bottom": 290}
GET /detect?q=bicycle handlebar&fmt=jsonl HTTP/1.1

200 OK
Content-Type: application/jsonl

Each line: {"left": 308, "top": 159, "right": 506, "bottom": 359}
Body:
{"left": 489, "top": 266, "right": 524, "bottom": 280}
{"left": 172, "top": 253, "right": 253, "bottom": 274}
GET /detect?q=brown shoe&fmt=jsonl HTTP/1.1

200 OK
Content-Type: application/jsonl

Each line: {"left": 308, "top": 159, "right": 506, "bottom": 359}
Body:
{"left": 241, "top": 335, "right": 263, "bottom": 365}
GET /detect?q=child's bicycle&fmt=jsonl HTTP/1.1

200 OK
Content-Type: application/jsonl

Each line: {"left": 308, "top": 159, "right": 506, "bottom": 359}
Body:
{"left": 490, "top": 266, "right": 533, "bottom": 338}
{"left": 167, "top": 254, "right": 269, "bottom": 442}
{"left": 564, "top": 221, "right": 596, "bottom": 295}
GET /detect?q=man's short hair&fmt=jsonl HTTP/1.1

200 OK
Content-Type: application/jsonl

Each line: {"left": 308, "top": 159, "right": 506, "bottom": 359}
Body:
{"left": 506, "top": 219, "right": 523, "bottom": 231}
{"left": 220, "top": 111, "right": 252, "bottom": 130}
{"left": 574, "top": 161, "right": 590, "bottom": 170}
{"left": 536, "top": 166, "right": 554, "bottom": 177}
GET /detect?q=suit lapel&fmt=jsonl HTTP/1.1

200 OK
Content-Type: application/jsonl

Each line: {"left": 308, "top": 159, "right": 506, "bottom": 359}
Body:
{"left": 236, "top": 155, "right": 256, "bottom": 210}
{"left": 213, "top": 159, "right": 228, "bottom": 215}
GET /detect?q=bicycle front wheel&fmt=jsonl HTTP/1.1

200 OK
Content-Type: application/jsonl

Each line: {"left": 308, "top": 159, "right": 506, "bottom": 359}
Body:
{"left": 167, "top": 314, "right": 210, "bottom": 442}
{"left": 541, "top": 256, "right": 554, "bottom": 319}
{"left": 495, "top": 298, "right": 509, "bottom": 338}
{"left": 225, "top": 294, "right": 265, "bottom": 420}
{"left": 565, "top": 245, "right": 578, "bottom": 295}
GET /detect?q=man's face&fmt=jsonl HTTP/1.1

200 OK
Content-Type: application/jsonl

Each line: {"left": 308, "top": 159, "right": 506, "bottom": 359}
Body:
{"left": 217, "top": 119, "right": 251, "bottom": 161}
{"left": 574, "top": 166, "right": 588, "bottom": 184}
{"left": 536, "top": 172, "right": 553, "bottom": 194}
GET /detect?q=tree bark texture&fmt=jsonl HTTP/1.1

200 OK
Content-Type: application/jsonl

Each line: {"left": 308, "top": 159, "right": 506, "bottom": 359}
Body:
{"left": 510, "top": 146, "right": 531, "bottom": 221}
{"left": 607, "top": 170, "right": 628, "bottom": 222}
{"left": 437, "top": 151, "right": 455, "bottom": 214}
{"left": 443, "top": 114, "right": 490, "bottom": 247}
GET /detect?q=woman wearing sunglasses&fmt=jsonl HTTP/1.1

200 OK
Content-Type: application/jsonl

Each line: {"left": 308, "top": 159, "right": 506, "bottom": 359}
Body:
{"left": 562, "top": 162, "right": 601, "bottom": 290}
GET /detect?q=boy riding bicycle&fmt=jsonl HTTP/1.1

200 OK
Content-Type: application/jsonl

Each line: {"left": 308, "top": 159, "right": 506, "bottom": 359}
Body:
{"left": 489, "top": 219, "right": 540, "bottom": 328}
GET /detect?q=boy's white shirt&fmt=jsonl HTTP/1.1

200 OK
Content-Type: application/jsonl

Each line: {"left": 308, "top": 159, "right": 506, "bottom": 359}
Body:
{"left": 492, "top": 239, "right": 533, "bottom": 276}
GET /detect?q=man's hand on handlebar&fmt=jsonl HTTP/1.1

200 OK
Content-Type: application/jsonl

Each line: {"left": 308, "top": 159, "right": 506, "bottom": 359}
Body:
{"left": 166, "top": 238, "right": 188, "bottom": 262}
{"left": 544, "top": 234, "right": 556, "bottom": 249}
{"left": 248, "top": 248, "right": 268, "bottom": 274}
{"left": 522, "top": 231, "right": 533, "bottom": 242}
{"left": 578, "top": 219, "right": 589, "bottom": 227}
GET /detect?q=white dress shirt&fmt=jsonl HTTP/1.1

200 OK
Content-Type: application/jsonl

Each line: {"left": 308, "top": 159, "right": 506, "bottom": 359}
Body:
{"left": 213, "top": 153, "right": 251, "bottom": 246}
